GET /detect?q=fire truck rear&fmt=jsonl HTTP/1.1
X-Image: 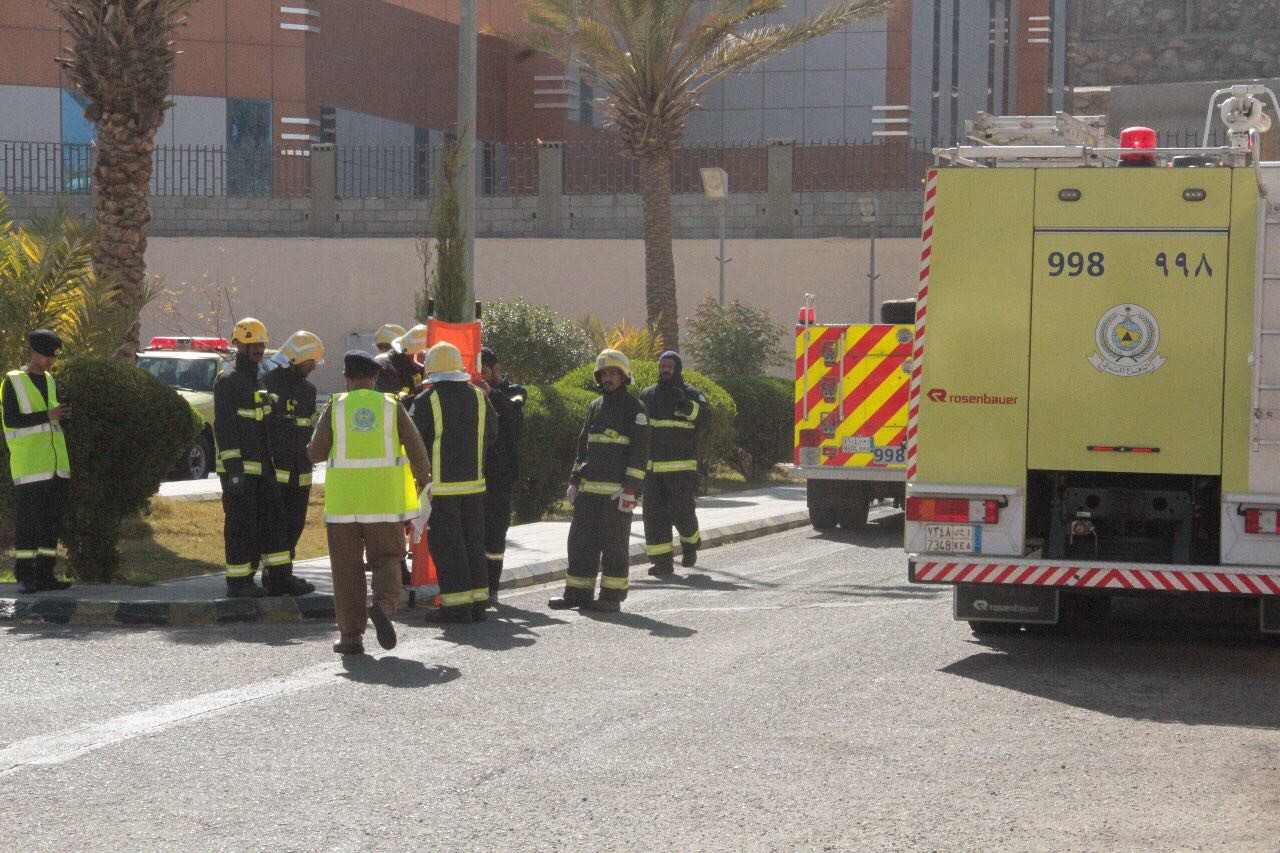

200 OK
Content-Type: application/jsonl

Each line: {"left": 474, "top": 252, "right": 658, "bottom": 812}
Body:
{"left": 905, "top": 85, "right": 1280, "bottom": 634}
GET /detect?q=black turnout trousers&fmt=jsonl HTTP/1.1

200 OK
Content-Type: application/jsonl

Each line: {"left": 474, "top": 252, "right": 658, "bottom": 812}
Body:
{"left": 428, "top": 493, "right": 489, "bottom": 616}
{"left": 12, "top": 477, "right": 69, "bottom": 582}
{"left": 483, "top": 481, "right": 515, "bottom": 598}
{"left": 642, "top": 471, "right": 701, "bottom": 565}
{"left": 563, "top": 492, "right": 633, "bottom": 603}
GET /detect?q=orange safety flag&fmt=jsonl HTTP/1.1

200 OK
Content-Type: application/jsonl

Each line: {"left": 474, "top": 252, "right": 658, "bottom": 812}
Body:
{"left": 425, "top": 319, "right": 483, "bottom": 378}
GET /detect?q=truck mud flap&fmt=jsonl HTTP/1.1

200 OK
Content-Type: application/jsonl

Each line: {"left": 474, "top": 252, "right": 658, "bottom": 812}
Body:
{"left": 954, "top": 583, "right": 1059, "bottom": 625}
{"left": 1260, "top": 598, "right": 1280, "bottom": 635}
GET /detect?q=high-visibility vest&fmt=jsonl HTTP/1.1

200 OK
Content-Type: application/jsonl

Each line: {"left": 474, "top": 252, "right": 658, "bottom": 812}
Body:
{"left": 324, "top": 388, "right": 414, "bottom": 523}
{"left": 2, "top": 369, "right": 70, "bottom": 485}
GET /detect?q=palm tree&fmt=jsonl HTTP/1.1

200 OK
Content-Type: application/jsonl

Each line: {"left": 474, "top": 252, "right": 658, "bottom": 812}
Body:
{"left": 52, "top": 0, "right": 194, "bottom": 361}
{"left": 521, "top": 0, "right": 891, "bottom": 349}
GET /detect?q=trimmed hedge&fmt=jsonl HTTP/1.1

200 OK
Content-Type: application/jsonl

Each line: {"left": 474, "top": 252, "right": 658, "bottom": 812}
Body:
{"left": 554, "top": 360, "right": 739, "bottom": 473}
{"left": 0, "top": 359, "right": 199, "bottom": 580}
{"left": 512, "top": 383, "right": 595, "bottom": 523}
{"left": 718, "top": 376, "right": 793, "bottom": 481}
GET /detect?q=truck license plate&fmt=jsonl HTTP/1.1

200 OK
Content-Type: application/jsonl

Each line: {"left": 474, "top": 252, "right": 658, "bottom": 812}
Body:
{"left": 925, "top": 524, "right": 980, "bottom": 554}
{"left": 843, "top": 435, "right": 872, "bottom": 454}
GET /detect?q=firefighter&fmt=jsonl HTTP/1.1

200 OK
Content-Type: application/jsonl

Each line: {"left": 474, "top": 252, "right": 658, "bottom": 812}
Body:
{"left": 374, "top": 323, "right": 407, "bottom": 355}
{"left": 549, "top": 350, "right": 649, "bottom": 613}
{"left": 376, "top": 323, "right": 428, "bottom": 406}
{"left": 2, "top": 330, "right": 73, "bottom": 594}
{"left": 409, "top": 342, "right": 497, "bottom": 623}
{"left": 479, "top": 346, "right": 525, "bottom": 607}
{"left": 639, "top": 351, "right": 709, "bottom": 576}
{"left": 264, "top": 331, "right": 324, "bottom": 560}
{"left": 309, "top": 350, "right": 431, "bottom": 655}
{"left": 214, "top": 318, "right": 316, "bottom": 598}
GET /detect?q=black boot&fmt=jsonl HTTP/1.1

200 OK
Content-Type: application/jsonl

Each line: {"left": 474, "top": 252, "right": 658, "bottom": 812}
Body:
{"left": 226, "top": 575, "right": 265, "bottom": 598}
{"left": 681, "top": 548, "right": 698, "bottom": 568}
{"left": 400, "top": 559, "right": 411, "bottom": 587}
{"left": 648, "top": 559, "right": 675, "bottom": 578}
{"left": 592, "top": 598, "right": 621, "bottom": 613}
{"left": 264, "top": 567, "right": 316, "bottom": 596}
{"left": 368, "top": 601, "right": 397, "bottom": 650}
{"left": 333, "top": 638, "right": 365, "bottom": 655}
{"left": 548, "top": 596, "right": 591, "bottom": 610}
{"left": 33, "top": 562, "right": 72, "bottom": 592}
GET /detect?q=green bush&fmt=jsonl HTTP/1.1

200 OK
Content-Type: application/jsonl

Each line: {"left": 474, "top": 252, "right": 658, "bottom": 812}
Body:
{"left": 0, "top": 359, "right": 199, "bottom": 581}
{"left": 554, "top": 360, "right": 739, "bottom": 473}
{"left": 481, "top": 298, "right": 596, "bottom": 384}
{"left": 685, "top": 296, "right": 788, "bottom": 379}
{"left": 718, "top": 376, "right": 793, "bottom": 481}
{"left": 513, "top": 383, "right": 595, "bottom": 522}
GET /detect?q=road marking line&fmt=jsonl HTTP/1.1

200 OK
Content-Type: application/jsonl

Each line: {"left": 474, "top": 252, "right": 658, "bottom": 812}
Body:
{"left": 646, "top": 600, "right": 938, "bottom": 616}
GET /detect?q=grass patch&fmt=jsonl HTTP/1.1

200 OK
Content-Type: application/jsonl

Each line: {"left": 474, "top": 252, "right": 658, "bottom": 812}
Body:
{"left": 2, "top": 488, "right": 330, "bottom": 585}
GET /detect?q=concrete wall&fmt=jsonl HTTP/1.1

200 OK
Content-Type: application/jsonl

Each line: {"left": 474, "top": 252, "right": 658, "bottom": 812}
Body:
{"left": 141, "top": 235, "right": 923, "bottom": 392}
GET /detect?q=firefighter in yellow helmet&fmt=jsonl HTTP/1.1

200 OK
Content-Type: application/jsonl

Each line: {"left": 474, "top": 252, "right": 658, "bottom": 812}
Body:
{"left": 376, "top": 324, "right": 427, "bottom": 407}
{"left": 264, "top": 331, "right": 324, "bottom": 560}
{"left": 549, "top": 349, "right": 650, "bottom": 613}
{"left": 213, "top": 318, "right": 315, "bottom": 597}
{"left": 374, "top": 324, "right": 406, "bottom": 354}
{"left": 409, "top": 342, "right": 497, "bottom": 623}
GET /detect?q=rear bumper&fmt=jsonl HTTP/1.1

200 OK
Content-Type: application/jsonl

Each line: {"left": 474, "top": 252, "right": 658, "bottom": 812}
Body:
{"left": 908, "top": 555, "right": 1280, "bottom": 596}
{"left": 794, "top": 465, "right": 905, "bottom": 481}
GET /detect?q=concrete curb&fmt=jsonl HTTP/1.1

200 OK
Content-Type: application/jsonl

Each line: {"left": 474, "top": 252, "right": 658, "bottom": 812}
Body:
{"left": 0, "top": 509, "right": 813, "bottom": 628}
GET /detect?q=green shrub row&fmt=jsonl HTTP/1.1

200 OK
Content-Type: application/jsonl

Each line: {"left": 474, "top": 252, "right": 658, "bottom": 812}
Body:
{"left": 717, "top": 376, "right": 794, "bottom": 481}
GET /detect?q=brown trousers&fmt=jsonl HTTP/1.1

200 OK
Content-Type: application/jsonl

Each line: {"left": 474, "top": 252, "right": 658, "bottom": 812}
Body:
{"left": 327, "top": 521, "right": 405, "bottom": 641}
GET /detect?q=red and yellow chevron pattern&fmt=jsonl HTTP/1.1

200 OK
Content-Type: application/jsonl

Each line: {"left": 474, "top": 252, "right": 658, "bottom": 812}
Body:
{"left": 794, "top": 323, "right": 913, "bottom": 469}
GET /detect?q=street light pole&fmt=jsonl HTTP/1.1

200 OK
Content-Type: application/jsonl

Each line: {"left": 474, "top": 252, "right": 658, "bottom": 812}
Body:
{"left": 717, "top": 197, "right": 726, "bottom": 305}
{"left": 858, "top": 197, "right": 880, "bottom": 322}
{"left": 458, "top": 0, "right": 477, "bottom": 310}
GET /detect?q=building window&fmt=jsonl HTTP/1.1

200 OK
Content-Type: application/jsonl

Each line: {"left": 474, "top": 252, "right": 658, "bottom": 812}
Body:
{"left": 227, "top": 98, "right": 271, "bottom": 196}
{"left": 60, "top": 89, "right": 95, "bottom": 193}
{"left": 580, "top": 79, "right": 594, "bottom": 125}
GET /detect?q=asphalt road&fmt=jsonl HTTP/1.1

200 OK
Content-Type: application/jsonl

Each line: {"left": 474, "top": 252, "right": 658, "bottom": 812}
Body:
{"left": 3, "top": 513, "right": 1280, "bottom": 851}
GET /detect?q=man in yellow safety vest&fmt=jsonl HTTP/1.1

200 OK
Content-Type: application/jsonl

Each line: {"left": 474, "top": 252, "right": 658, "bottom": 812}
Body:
{"left": 2, "top": 330, "right": 74, "bottom": 594}
{"left": 309, "top": 350, "right": 431, "bottom": 655}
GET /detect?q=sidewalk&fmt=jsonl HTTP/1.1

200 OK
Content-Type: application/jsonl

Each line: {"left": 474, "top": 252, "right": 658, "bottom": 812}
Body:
{"left": 158, "top": 465, "right": 328, "bottom": 502}
{"left": 0, "top": 484, "right": 813, "bottom": 626}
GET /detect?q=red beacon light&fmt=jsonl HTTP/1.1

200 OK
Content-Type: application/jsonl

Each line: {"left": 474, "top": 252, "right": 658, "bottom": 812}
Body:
{"left": 1118, "top": 126, "right": 1158, "bottom": 167}
{"left": 146, "top": 336, "right": 230, "bottom": 352}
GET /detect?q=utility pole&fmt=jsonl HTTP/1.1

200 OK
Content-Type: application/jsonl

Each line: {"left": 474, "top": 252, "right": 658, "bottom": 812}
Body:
{"left": 717, "top": 196, "right": 727, "bottom": 305}
{"left": 458, "top": 0, "right": 477, "bottom": 308}
{"left": 858, "top": 197, "right": 880, "bottom": 322}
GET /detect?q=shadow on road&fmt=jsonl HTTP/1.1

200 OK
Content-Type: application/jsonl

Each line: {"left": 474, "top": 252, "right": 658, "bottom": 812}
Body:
{"left": 637, "top": 572, "right": 751, "bottom": 593}
{"left": 338, "top": 656, "right": 461, "bottom": 688}
{"left": 427, "top": 604, "right": 570, "bottom": 652}
{"left": 4, "top": 620, "right": 334, "bottom": 647}
{"left": 942, "top": 596, "right": 1280, "bottom": 729}
{"left": 810, "top": 512, "right": 905, "bottom": 550}
{"left": 579, "top": 608, "right": 697, "bottom": 638}
{"left": 816, "top": 582, "right": 947, "bottom": 602}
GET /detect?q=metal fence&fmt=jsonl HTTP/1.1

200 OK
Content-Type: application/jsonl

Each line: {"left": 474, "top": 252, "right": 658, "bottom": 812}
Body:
{"left": 793, "top": 138, "right": 933, "bottom": 192}
{"left": 336, "top": 142, "right": 538, "bottom": 198}
{"left": 561, "top": 141, "right": 770, "bottom": 195}
{"left": 1, "top": 142, "right": 311, "bottom": 198}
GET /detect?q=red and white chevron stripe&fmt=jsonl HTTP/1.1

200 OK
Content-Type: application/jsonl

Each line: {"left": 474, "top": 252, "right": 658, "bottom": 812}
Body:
{"left": 912, "top": 560, "right": 1280, "bottom": 595}
{"left": 905, "top": 168, "right": 938, "bottom": 481}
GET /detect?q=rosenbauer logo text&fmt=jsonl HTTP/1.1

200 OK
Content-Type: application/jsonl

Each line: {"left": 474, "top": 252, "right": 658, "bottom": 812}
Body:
{"left": 926, "top": 388, "right": 1018, "bottom": 405}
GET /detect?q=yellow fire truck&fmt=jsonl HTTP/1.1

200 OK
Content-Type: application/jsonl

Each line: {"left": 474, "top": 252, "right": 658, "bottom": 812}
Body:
{"left": 905, "top": 84, "right": 1280, "bottom": 634}
{"left": 794, "top": 294, "right": 914, "bottom": 529}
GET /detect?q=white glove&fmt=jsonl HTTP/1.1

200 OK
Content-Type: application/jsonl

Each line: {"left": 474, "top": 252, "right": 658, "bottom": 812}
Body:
{"left": 566, "top": 483, "right": 579, "bottom": 504}
{"left": 410, "top": 482, "right": 433, "bottom": 538}
{"left": 614, "top": 489, "right": 637, "bottom": 513}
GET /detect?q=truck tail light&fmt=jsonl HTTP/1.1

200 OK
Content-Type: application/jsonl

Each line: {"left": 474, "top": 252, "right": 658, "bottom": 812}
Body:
{"left": 1244, "top": 509, "right": 1280, "bottom": 534}
{"left": 907, "top": 497, "right": 1000, "bottom": 524}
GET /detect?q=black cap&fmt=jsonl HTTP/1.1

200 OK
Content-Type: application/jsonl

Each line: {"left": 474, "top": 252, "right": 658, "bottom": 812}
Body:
{"left": 28, "top": 330, "right": 62, "bottom": 357}
{"left": 479, "top": 346, "right": 497, "bottom": 367}
{"left": 343, "top": 349, "right": 380, "bottom": 377}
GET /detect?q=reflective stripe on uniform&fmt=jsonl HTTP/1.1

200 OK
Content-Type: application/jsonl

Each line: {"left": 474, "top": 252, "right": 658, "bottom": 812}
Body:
{"left": 298, "top": 472, "right": 313, "bottom": 486}
{"left": 219, "top": 448, "right": 242, "bottom": 460}
{"left": 242, "top": 461, "right": 263, "bottom": 476}
{"left": 650, "top": 419, "right": 694, "bottom": 430}
{"left": 580, "top": 480, "right": 621, "bottom": 495}
{"left": 275, "top": 469, "right": 292, "bottom": 483}
{"left": 261, "top": 551, "right": 291, "bottom": 567}
{"left": 3, "top": 423, "right": 55, "bottom": 441}
{"left": 646, "top": 543, "right": 674, "bottom": 556}
{"left": 13, "top": 550, "right": 37, "bottom": 559}
{"left": 600, "top": 575, "right": 629, "bottom": 590}
{"left": 37, "top": 547, "right": 57, "bottom": 557}
{"left": 428, "top": 386, "right": 488, "bottom": 496}
{"left": 433, "top": 479, "right": 485, "bottom": 496}
{"left": 323, "top": 511, "right": 417, "bottom": 523}
{"left": 565, "top": 574, "right": 596, "bottom": 589}
{"left": 471, "top": 588, "right": 490, "bottom": 602}
{"left": 225, "top": 562, "right": 253, "bottom": 578}
{"left": 289, "top": 416, "right": 314, "bottom": 427}
{"left": 588, "top": 432, "right": 631, "bottom": 445}
{"left": 485, "top": 551, "right": 505, "bottom": 561}
{"left": 681, "top": 531, "right": 702, "bottom": 545}
{"left": 678, "top": 400, "right": 700, "bottom": 421}
{"left": 440, "top": 590, "right": 473, "bottom": 607}
{"left": 650, "top": 459, "right": 698, "bottom": 473}
{"left": 626, "top": 467, "right": 646, "bottom": 481}
{"left": 12, "top": 472, "right": 56, "bottom": 485}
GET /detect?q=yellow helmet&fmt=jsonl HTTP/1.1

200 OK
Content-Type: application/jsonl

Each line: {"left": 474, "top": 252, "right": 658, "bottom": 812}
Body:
{"left": 232, "top": 317, "right": 268, "bottom": 345}
{"left": 393, "top": 324, "right": 430, "bottom": 356}
{"left": 279, "top": 330, "right": 325, "bottom": 365}
{"left": 375, "top": 323, "right": 407, "bottom": 349}
{"left": 594, "top": 348, "right": 632, "bottom": 383}
{"left": 422, "top": 341, "right": 466, "bottom": 376}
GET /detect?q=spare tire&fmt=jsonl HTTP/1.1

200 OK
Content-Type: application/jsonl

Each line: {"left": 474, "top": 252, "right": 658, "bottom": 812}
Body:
{"left": 880, "top": 299, "right": 916, "bottom": 325}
